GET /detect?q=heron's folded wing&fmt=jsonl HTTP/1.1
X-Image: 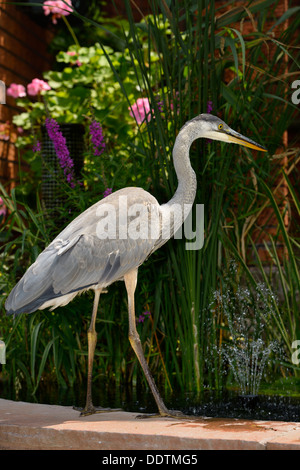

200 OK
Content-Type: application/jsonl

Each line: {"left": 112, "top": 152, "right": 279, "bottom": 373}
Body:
{"left": 6, "top": 188, "right": 162, "bottom": 314}
{"left": 51, "top": 233, "right": 156, "bottom": 294}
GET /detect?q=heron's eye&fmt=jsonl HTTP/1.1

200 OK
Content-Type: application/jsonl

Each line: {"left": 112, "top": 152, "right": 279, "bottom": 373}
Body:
{"left": 218, "top": 123, "right": 223, "bottom": 130}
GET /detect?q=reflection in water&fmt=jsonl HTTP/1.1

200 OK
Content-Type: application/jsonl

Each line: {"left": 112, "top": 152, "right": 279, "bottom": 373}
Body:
{"left": 0, "top": 381, "right": 299, "bottom": 422}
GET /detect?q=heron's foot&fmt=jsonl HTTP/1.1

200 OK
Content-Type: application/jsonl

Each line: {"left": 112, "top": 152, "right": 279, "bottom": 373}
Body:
{"left": 73, "top": 405, "right": 122, "bottom": 417}
{"left": 136, "top": 409, "right": 189, "bottom": 419}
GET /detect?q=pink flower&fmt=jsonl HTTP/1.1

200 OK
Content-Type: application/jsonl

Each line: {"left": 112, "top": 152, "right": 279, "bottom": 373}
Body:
{"left": 129, "top": 98, "right": 152, "bottom": 125}
{"left": 0, "top": 197, "right": 6, "bottom": 217}
{"left": 43, "top": 0, "right": 73, "bottom": 24}
{"left": 27, "top": 78, "right": 51, "bottom": 96}
{"left": 66, "top": 51, "right": 82, "bottom": 67}
{"left": 6, "top": 83, "right": 26, "bottom": 99}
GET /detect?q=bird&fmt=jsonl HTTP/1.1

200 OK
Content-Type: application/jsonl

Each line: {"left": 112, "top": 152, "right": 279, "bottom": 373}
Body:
{"left": 5, "top": 114, "right": 267, "bottom": 417}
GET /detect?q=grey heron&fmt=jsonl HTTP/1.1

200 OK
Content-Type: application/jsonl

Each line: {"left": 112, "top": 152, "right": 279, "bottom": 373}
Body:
{"left": 5, "top": 114, "right": 266, "bottom": 417}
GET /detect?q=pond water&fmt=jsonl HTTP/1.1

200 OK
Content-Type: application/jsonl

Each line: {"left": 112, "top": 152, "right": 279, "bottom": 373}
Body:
{"left": 1, "top": 380, "right": 299, "bottom": 422}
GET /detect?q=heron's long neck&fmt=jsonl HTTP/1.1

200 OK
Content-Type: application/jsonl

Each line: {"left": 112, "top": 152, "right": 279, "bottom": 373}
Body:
{"left": 166, "top": 124, "right": 198, "bottom": 208}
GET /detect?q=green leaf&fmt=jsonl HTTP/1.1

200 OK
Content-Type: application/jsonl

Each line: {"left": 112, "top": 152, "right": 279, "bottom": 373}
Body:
{"left": 229, "top": 27, "right": 246, "bottom": 76}
{"left": 267, "top": 6, "right": 300, "bottom": 32}
{"left": 216, "top": 0, "right": 277, "bottom": 28}
{"left": 282, "top": 171, "right": 300, "bottom": 216}
{"left": 69, "top": 86, "right": 91, "bottom": 99}
{"left": 30, "top": 320, "right": 43, "bottom": 384}
{"left": 259, "top": 178, "right": 299, "bottom": 293}
{"left": 32, "top": 338, "right": 56, "bottom": 395}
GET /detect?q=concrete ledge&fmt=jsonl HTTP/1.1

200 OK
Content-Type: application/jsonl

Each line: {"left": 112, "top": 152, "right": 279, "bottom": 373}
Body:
{"left": 0, "top": 398, "right": 299, "bottom": 450}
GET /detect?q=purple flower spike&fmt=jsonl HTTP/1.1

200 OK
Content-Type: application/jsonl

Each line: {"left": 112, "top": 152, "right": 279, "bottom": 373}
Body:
{"left": 45, "top": 118, "right": 76, "bottom": 187}
{"left": 33, "top": 140, "right": 42, "bottom": 153}
{"left": 137, "top": 310, "right": 151, "bottom": 323}
{"left": 157, "top": 100, "right": 164, "bottom": 113}
{"left": 89, "top": 120, "right": 106, "bottom": 157}
{"left": 103, "top": 187, "right": 112, "bottom": 198}
{"left": 207, "top": 101, "right": 213, "bottom": 114}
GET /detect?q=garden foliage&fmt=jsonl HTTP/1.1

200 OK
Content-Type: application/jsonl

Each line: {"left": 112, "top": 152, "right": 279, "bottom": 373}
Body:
{"left": 0, "top": 0, "right": 299, "bottom": 402}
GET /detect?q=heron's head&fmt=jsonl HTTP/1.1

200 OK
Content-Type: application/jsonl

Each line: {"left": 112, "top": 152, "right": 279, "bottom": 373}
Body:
{"left": 186, "top": 114, "right": 267, "bottom": 152}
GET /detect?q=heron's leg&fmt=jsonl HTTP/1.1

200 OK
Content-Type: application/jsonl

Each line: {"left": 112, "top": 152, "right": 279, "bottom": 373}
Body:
{"left": 86, "top": 288, "right": 101, "bottom": 412}
{"left": 124, "top": 269, "right": 182, "bottom": 418}
{"left": 75, "top": 288, "right": 101, "bottom": 416}
{"left": 76, "top": 289, "right": 122, "bottom": 417}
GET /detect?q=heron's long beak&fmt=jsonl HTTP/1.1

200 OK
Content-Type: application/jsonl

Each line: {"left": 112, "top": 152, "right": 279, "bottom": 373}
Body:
{"left": 224, "top": 128, "right": 267, "bottom": 152}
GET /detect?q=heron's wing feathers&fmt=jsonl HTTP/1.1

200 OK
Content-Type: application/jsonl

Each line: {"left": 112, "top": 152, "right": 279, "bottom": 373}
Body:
{"left": 52, "top": 234, "right": 137, "bottom": 294}
{"left": 6, "top": 234, "right": 156, "bottom": 315}
{"left": 5, "top": 188, "right": 162, "bottom": 315}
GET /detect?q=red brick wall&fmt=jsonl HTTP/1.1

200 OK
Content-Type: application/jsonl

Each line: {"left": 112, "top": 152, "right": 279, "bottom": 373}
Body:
{"left": 0, "top": 4, "right": 53, "bottom": 187}
{"left": 102, "top": 0, "right": 152, "bottom": 20}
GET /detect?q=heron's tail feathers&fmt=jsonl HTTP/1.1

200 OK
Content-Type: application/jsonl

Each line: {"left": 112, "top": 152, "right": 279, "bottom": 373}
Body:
{"left": 5, "top": 250, "right": 58, "bottom": 315}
